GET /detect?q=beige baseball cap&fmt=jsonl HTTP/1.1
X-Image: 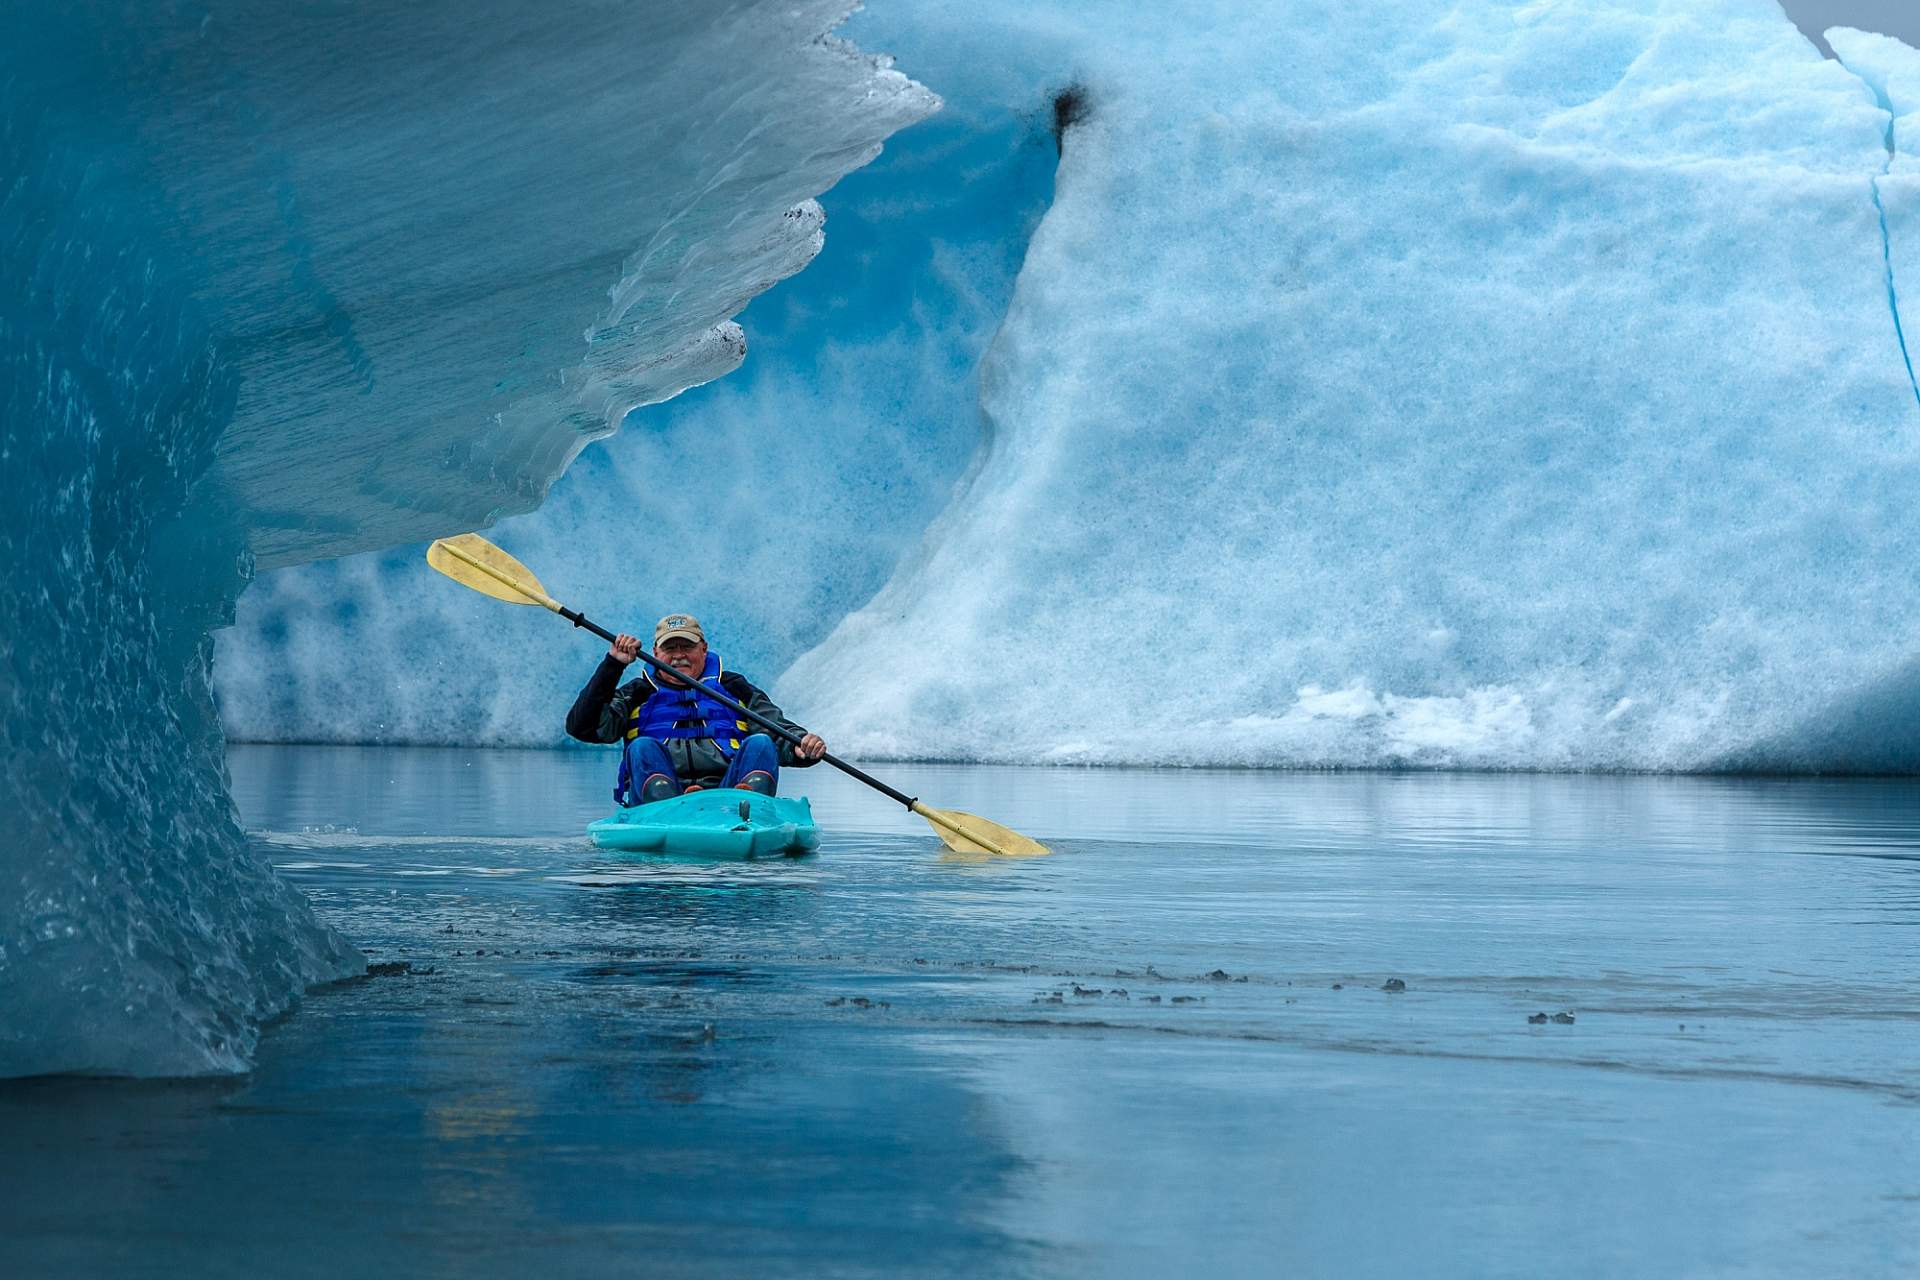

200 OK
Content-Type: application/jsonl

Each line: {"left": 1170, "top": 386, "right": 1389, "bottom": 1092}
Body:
{"left": 653, "top": 613, "right": 705, "bottom": 648}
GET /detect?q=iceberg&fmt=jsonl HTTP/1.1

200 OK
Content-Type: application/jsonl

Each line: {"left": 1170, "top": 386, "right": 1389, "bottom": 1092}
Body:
{"left": 0, "top": 0, "right": 931, "bottom": 1076}
{"left": 218, "top": 1, "right": 1920, "bottom": 776}
{"left": 14, "top": 0, "right": 1920, "bottom": 1078}
{"left": 786, "top": 1, "right": 1920, "bottom": 771}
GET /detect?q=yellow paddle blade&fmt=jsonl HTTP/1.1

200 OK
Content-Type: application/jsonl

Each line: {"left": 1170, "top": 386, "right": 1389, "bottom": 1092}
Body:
{"left": 911, "top": 802, "right": 1049, "bottom": 857}
{"left": 426, "top": 534, "right": 559, "bottom": 610}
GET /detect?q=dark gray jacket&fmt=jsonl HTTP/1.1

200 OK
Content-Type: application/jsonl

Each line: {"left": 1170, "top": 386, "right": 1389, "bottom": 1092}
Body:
{"left": 565, "top": 655, "right": 816, "bottom": 784}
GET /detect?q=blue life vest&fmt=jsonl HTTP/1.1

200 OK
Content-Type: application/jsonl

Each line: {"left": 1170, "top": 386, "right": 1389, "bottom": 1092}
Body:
{"left": 625, "top": 652, "right": 750, "bottom": 755}
{"left": 612, "top": 653, "right": 753, "bottom": 804}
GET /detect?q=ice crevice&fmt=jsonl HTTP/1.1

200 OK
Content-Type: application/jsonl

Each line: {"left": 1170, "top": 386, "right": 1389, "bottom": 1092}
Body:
{"left": 1868, "top": 181, "right": 1919, "bottom": 412}
{"left": 1829, "top": 27, "right": 1920, "bottom": 413}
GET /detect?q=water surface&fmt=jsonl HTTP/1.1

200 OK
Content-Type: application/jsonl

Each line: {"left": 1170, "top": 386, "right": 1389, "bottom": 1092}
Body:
{"left": 4, "top": 746, "right": 1917, "bottom": 1277}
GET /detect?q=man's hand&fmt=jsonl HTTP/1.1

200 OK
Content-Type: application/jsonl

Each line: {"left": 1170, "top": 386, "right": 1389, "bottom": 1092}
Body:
{"left": 796, "top": 733, "right": 827, "bottom": 761}
{"left": 608, "top": 633, "right": 641, "bottom": 666}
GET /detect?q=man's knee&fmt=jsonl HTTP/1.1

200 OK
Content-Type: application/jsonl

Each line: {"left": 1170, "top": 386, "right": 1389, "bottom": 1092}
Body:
{"left": 730, "top": 734, "right": 780, "bottom": 794}
{"left": 623, "top": 737, "right": 682, "bottom": 804}
{"left": 627, "top": 735, "right": 673, "bottom": 763}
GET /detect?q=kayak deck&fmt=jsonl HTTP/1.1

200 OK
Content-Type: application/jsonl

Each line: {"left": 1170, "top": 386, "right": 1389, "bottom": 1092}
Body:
{"left": 587, "top": 789, "right": 819, "bottom": 860}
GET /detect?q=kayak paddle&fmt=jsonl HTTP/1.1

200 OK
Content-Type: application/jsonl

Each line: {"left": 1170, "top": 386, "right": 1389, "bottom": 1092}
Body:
{"left": 426, "top": 533, "right": 1048, "bottom": 857}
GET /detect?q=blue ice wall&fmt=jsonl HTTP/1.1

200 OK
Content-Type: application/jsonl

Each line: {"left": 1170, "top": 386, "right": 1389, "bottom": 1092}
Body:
{"left": 224, "top": 1, "right": 1920, "bottom": 774}
{"left": 0, "top": 32, "right": 359, "bottom": 1075}
{"left": 785, "top": 0, "right": 1920, "bottom": 770}
{"left": 215, "top": 3, "right": 1068, "bottom": 742}
{"left": 1, "top": 1, "right": 928, "bottom": 1076}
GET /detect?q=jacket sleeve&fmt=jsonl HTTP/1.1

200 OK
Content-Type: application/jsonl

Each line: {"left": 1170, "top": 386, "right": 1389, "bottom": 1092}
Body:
{"left": 721, "top": 672, "right": 819, "bottom": 767}
{"left": 566, "top": 657, "right": 651, "bottom": 744}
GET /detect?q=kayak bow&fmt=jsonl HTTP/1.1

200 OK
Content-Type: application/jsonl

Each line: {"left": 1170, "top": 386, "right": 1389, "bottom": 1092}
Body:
{"left": 587, "top": 790, "right": 819, "bottom": 860}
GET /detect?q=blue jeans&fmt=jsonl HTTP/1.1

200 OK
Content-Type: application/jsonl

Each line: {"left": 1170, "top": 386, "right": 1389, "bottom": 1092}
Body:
{"left": 622, "top": 733, "right": 779, "bottom": 803}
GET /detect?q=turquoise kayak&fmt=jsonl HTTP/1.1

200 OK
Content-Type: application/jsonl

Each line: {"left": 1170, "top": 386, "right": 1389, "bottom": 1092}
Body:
{"left": 586, "top": 789, "right": 819, "bottom": 860}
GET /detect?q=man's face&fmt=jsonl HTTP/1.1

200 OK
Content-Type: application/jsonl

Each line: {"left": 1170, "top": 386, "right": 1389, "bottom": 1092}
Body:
{"left": 657, "top": 636, "right": 707, "bottom": 685}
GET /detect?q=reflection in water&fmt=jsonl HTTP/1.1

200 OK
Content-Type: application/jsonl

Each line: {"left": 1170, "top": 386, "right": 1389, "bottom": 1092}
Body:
{"left": 422, "top": 1086, "right": 537, "bottom": 1219}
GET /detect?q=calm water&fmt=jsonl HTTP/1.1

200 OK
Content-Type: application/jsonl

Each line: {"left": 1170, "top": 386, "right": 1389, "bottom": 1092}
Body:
{"left": 4, "top": 745, "right": 1918, "bottom": 1277}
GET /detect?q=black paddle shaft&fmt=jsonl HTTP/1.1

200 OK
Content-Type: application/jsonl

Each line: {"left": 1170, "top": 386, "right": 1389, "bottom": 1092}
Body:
{"left": 560, "top": 607, "right": 918, "bottom": 810}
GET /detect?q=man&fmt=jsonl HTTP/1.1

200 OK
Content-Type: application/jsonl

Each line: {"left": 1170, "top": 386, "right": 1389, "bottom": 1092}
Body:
{"left": 566, "top": 612, "right": 826, "bottom": 805}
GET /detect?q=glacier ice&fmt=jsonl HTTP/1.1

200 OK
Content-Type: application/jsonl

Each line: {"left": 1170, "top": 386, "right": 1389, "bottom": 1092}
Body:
{"left": 16, "top": 0, "right": 1920, "bottom": 1079}
{"left": 0, "top": 1, "right": 929, "bottom": 1076}
{"left": 220, "top": 0, "right": 1920, "bottom": 774}
{"left": 784, "top": 0, "right": 1920, "bottom": 770}
{"left": 213, "top": 1, "right": 1068, "bottom": 744}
